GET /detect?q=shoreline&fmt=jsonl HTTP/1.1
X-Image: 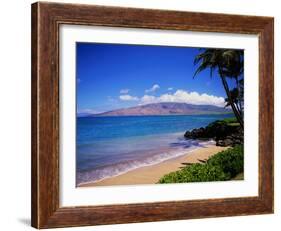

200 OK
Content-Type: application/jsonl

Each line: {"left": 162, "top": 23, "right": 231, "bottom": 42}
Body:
{"left": 80, "top": 112, "right": 233, "bottom": 118}
{"left": 79, "top": 144, "right": 229, "bottom": 187}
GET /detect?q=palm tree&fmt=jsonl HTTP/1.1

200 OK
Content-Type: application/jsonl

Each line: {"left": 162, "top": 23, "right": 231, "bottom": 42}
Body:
{"left": 220, "top": 50, "right": 244, "bottom": 115}
{"left": 193, "top": 49, "right": 244, "bottom": 128}
{"left": 224, "top": 88, "right": 239, "bottom": 109}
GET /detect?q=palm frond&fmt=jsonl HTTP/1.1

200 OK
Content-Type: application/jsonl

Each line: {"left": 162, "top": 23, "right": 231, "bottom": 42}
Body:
{"left": 193, "top": 62, "right": 209, "bottom": 78}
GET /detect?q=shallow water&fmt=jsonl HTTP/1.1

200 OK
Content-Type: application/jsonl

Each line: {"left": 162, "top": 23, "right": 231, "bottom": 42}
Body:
{"left": 76, "top": 114, "right": 233, "bottom": 185}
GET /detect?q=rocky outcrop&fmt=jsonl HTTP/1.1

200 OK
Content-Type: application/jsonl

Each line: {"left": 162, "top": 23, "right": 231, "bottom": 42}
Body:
{"left": 216, "top": 132, "right": 243, "bottom": 146}
{"left": 184, "top": 120, "right": 243, "bottom": 147}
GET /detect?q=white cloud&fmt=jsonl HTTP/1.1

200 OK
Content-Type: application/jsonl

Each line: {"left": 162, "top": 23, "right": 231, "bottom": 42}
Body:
{"left": 140, "top": 95, "right": 157, "bottom": 104}
{"left": 119, "top": 94, "right": 139, "bottom": 101}
{"left": 167, "top": 87, "right": 173, "bottom": 91}
{"left": 120, "top": 89, "right": 130, "bottom": 94}
{"left": 145, "top": 84, "right": 160, "bottom": 93}
{"left": 139, "top": 89, "right": 225, "bottom": 107}
{"left": 78, "top": 108, "right": 101, "bottom": 114}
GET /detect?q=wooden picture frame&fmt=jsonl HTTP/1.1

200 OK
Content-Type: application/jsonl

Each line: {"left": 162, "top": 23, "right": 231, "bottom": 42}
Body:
{"left": 31, "top": 2, "right": 274, "bottom": 229}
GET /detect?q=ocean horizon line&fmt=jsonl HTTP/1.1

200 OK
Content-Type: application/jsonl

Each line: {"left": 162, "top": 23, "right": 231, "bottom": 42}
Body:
{"left": 78, "top": 112, "right": 233, "bottom": 118}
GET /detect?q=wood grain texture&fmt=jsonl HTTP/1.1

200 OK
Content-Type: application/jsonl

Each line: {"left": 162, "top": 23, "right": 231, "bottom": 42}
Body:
{"left": 31, "top": 2, "right": 274, "bottom": 229}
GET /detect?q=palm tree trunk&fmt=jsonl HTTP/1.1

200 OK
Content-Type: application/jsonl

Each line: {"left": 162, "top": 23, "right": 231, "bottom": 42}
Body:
{"left": 235, "top": 76, "right": 242, "bottom": 115}
{"left": 219, "top": 73, "right": 244, "bottom": 129}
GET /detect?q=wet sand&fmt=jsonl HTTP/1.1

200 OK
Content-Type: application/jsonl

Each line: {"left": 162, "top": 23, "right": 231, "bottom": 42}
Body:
{"left": 79, "top": 144, "right": 229, "bottom": 187}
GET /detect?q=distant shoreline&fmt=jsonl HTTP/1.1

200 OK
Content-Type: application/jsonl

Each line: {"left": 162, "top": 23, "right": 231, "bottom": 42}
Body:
{"left": 78, "top": 102, "right": 232, "bottom": 117}
{"left": 78, "top": 143, "right": 228, "bottom": 187}
{"left": 78, "top": 112, "right": 233, "bottom": 118}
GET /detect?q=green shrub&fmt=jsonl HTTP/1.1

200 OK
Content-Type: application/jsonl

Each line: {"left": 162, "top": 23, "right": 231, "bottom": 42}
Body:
{"left": 222, "top": 117, "right": 238, "bottom": 124}
{"left": 159, "top": 163, "right": 229, "bottom": 183}
{"left": 158, "top": 145, "right": 243, "bottom": 184}
{"left": 207, "top": 145, "right": 243, "bottom": 178}
{"left": 206, "top": 117, "right": 238, "bottom": 130}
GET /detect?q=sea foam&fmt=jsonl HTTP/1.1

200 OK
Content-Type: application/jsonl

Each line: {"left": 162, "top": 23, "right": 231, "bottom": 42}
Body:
{"left": 77, "top": 139, "right": 214, "bottom": 185}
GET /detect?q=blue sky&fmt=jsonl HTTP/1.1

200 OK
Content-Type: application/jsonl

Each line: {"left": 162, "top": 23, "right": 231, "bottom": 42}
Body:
{"left": 76, "top": 42, "right": 236, "bottom": 114}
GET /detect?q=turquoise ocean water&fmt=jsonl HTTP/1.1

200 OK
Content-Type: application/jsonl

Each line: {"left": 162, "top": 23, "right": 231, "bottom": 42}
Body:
{"left": 76, "top": 114, "right": 233, "bottom": 185}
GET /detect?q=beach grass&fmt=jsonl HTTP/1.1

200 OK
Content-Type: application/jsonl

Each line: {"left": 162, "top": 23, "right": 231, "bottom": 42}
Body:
{"left": 221, "top": 117, "right": 237, "bottom": 123}
{"left": 158, "top": 145, "right": 243, "bottom": 184}
{"left": 221, "top": 117, "right": 240, "bottom": 127}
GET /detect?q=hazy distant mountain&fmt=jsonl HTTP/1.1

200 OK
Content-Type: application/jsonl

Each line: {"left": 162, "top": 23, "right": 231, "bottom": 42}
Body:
{"left": 90, "top": 102, "right": 231, "bottom": 116}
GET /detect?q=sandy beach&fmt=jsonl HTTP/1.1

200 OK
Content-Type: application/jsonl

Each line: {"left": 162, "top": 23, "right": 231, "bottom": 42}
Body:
{"left": 79, "top": 144, "right": 229, "bottom": 187}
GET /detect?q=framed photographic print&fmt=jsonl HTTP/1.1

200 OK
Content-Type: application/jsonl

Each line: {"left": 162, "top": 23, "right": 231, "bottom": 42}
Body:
{"left": 31, "top": 2, "right": 274, "bottom": 229}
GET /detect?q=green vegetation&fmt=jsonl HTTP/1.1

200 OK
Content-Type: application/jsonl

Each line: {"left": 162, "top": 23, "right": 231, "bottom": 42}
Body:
{"left": 158, "top": 145, "right": 243, "bottom": 184}
{"left": 207, "top": 117, "right": 238, "bottom": 127}
{"left": 207, "top": 145, "right": 243, "bottom": 178}
{"left": 220, "top": 118, "right": 240, "bottom": 127}
{"left": 221, "top": 117, "right": 238, "bottom": 124}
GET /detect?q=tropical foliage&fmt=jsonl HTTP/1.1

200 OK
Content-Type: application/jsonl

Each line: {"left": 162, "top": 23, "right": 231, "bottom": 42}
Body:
{"left": 158, "top": 145, "right": 243, "bottom": 183}
{"left": 193, "top": 49, "right": 244, "bottom": 128}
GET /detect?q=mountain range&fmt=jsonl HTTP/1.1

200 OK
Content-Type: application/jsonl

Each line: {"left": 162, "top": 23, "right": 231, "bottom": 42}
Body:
{"left": 82, "top": 102, "right": 231, "bottom": 117}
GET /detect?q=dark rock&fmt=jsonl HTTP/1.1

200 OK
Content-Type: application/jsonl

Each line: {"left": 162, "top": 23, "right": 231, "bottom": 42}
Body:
{"left": 216, "top": 138, "right": 233, "bottom": 147}
{"left": 184, "top": 119, "right": 243, "bottom": 147}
